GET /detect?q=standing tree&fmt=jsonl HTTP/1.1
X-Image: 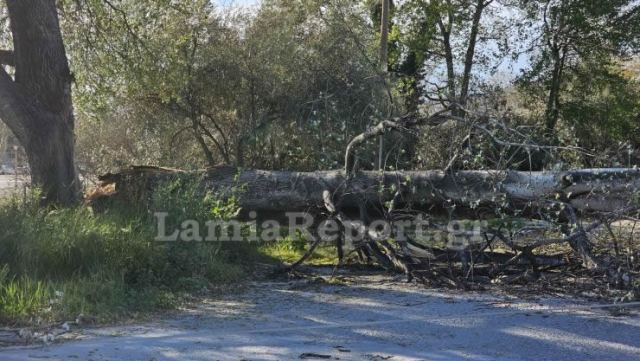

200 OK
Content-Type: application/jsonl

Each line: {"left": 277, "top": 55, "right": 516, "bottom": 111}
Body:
{"left": 0, "top": 0, "right": 79, "bottom": 205}
{"left": 391, "top": 0, "right": 436, "bottom": 112}
{"left": 519, "top": 0, "right": 640, "bottom": 132}
{"left": 421, "top": 0, "right": 497, "bottom": 114}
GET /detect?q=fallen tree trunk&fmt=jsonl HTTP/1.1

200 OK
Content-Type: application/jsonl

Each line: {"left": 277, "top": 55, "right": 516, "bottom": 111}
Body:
{"left": 89, "top": 165, "right": 640, "bottom": 289}
{"left": 95, "top": 166, "right": 640, "bottom": 216}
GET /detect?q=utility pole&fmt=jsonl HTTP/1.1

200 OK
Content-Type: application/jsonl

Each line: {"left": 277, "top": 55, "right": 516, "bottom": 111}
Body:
{"left": 379, "top": 0, "right": 389, "bottom": 72}
{"left": 378, "top": 0, "right": 390, "bottom": 170}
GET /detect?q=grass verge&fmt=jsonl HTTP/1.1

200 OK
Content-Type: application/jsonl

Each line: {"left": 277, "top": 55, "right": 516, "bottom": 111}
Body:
{"left": 0, "top": 178, "right": 267, "bottom": 326}
{"left": 258, "top": 236, "right": 338, "bottom": 265}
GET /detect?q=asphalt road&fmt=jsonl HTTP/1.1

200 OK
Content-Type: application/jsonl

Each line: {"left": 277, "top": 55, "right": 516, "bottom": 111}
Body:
{"left": 1, "top": 273, "right": 639, "bottom": 361}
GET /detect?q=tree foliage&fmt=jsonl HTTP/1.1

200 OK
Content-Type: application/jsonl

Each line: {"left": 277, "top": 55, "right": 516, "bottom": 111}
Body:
{"left": 517, "top": 0, "right": 640, "bottom": 132}
{"left": 61, "top": 0, "right": 394, "bottom": 174}
{"left": 53, "top": 0, "right": 640, "bottom": 174}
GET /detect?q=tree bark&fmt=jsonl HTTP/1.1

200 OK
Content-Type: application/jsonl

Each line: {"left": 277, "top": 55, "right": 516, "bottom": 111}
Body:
{"left": 0, "top": 0, "right": 80, "bottom": 205}
{"left": 545, "top": 44, "right": 566, "bottom": 132}
{"left": 459, "top": 0, "right": 487, "bottom": 111}
{"left": 0, "top": 50, "right": 14, "bottom": 66}
{"left": 97, "top": 166, "right": 640, "bottom": 217}
{"left": 438, "top": 18, "right": 457, "bottom": 105}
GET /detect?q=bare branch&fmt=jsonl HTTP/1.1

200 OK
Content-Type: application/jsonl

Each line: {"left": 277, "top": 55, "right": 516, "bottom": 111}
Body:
{"left": 344, "top": 109, "right": 456, "bottom": 175}
{"left": 344, "top": 118, "right": 409, "bottom": 175}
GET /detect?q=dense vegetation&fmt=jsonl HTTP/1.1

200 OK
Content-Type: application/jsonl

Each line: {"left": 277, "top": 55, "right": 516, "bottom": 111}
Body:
{"left": 0, "top": 179, "right": 271, "bottom": 325}
{"left": 57, "top": 0, "right": 640, "bottom": 175}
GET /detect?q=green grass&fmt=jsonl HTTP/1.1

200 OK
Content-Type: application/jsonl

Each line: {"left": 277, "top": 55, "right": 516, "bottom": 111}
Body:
{"left": 0, "top": 268, "right": 51, "bottom": 322}
{"left": 259, "top": 236, "right": 339, "bottom": 265}
{"left": 0, "top": 179, "right": 264, "bottom": 326}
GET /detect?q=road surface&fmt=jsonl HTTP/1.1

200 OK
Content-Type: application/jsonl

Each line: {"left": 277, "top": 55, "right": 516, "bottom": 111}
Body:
{"left": 1, "top": 272, "right": 639, "bottom": 361}
{"left": 0, "top": 175, "right": 27, "bottom": 198}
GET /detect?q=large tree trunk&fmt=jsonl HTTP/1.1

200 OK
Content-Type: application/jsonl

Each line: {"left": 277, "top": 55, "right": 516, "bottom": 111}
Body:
{"left": 0, "top": 0, "right": 80, "bottom": 205}
{"left": 24, "top": 117, "right": 78, "bottom": 205}
{"left": 94, "top": 166, "right": 640, "bottom": 275}
{"left": 97, "top": 166, "right": 640, "bottom": 217}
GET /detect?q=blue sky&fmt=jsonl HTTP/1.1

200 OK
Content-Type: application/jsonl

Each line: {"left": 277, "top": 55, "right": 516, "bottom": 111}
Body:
{"left": 215, "top": 0, "right": 259, "bottom": 7}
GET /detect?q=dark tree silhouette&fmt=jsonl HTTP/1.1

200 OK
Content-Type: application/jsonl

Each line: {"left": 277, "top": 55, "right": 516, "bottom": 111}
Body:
{"left": 0, "top": 0, "right": 80, "bottom": 205}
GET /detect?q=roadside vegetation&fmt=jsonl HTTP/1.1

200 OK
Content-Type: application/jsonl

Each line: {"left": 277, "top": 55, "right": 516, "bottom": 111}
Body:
{"left": 0, "top": 179, "right": 275, "bottom": 326}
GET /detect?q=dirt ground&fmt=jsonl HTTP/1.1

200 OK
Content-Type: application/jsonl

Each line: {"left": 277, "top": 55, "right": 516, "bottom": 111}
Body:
{"left": 1, "top": 269, "right": 639, "bottom": 361}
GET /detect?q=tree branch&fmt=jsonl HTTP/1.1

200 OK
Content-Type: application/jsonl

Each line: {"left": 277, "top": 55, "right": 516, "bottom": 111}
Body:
{"left": 344, "top": 109, "right": 452, "bottom": 176}
{"left": 344, "top": 117, "right": 410, "bottom": 176}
